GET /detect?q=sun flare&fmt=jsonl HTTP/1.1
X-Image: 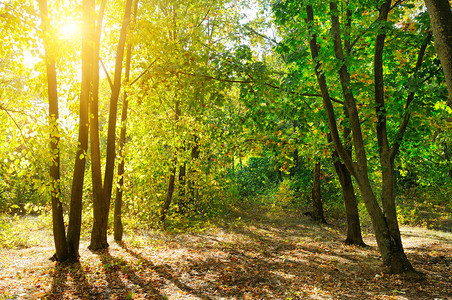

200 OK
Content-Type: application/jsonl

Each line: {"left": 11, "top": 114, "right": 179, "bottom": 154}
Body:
{"left": 58, "top": 21, "right": 79, "bottom": 40}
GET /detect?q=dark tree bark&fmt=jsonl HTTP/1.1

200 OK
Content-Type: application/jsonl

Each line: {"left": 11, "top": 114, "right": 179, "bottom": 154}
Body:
{"left": 336, "top": 2, "right": 365, "bottom": 246}
{"left": 311, "top": 162, "right": 326, "bottom": 223}
{"left": 88, "top": 0, "right": 107, "bottom": 251}
{"left": 328, "top": 131, "right": 364, "bottom": 246}
{"left": 179, "top": 163, "right": 186, "bottom": 197}
{"left": 89, "top": 0, "right": 133, "bottom": 250}
{"left": 291, "top": 148, "right": 299, "bottom": 176}
{"left": 373, "top": 0, "right": 417, "bottom": 274}
{"left": 177, "top": 162, "right": 186, "bottom": 212}
{"left": 331, "top": 155, "right": 365, "bottom": 246}
{"left": 66, "top": 0, "right": 98, "bottom": 261}
{"left": 38, "top": 0, "right": 68, "bottom": 262}
{"left": 424, "top": 0, "right": 452, "bottom": 107}
{"left": 443, "top": 142, "right": 452, "bottom": 180}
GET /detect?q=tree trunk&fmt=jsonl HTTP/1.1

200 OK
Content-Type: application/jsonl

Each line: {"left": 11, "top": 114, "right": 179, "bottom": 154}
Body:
{"left": 444, "top": 142, "right": 452, "bottom": 180}
{"left": 326, "top": 102, "right": 364, "bottom": 245}
{"left": 114, "top": 0, "right": 139, "bottom": 243}
{"left": 424, "top": 0, "right": 452, "bottom": 107}
{"left": 160, "top": 90, "right": 183, "bottom": 222}
{"left": 86, "top": 0, "right": 108, "bottom": 251}
{"left": 188, "top": 136, "right": 200, "bottom": 204}
{"left": 311, "top": 162, "right": 326, "bottom": 223}
{"left": 38, "top": 0, "right": 68, "bottom": 262}
{"left": 161, "top": 164, "right": 177, "bottom": 222}
{"left": 90, "top": 0, "right": 133, "bottom": 250}
{"left": 332, "top": 158, "right": 365, "bottom": 246}
{"left": 177, "top": 162, "right": 186, "bottom": 212}
{"left": 291, "top": 148, "right": 299, "bottom": 177}
{"left": 355, "top": 177, "right": 413, "bottom": 274}
{"left": 66, "top": 0, "right": 96, "bottom": 261}
{"left": 373, "top": 0, "right": 415, "bottom": 274}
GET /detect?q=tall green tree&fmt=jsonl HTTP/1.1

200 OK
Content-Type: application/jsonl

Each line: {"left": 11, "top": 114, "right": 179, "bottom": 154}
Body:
{"left": 239, "top": 7, "right": 365, "bottom": 245}
{"left": 273, "top": 0, "right": 438, "bottom": 273}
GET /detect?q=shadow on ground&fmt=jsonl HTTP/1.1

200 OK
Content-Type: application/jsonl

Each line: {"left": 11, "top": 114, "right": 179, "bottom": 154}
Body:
{"left": 1, "top": 211, "right": 450, "bottom": 299}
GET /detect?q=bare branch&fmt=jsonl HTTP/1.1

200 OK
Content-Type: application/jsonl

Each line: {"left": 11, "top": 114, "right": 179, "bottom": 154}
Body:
{"left": 130, "top": 56, "right": 161, "bottom": 86}
{"left": 100, "top": 59, "right": 114, "bottom": 90}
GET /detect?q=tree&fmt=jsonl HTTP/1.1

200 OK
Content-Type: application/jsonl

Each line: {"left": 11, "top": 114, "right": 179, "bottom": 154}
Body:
{"left": 311, "top": 162, "right": 326, "bottom": 223}
{"left": 65, "top": 0, "right": 96, "bottom": 260}
{"left": 126, "top": 0, "right": 242, "bottom": 223}
{"left": 240, "top": 6, "right": 365, "bottom": 245}
{"left": 300, "top": 1, "right": 432, "bottom": 274}
{"left": 37, "top": 0, "right": 68, "bottom": 262}
{"left": 329, "top": 134, "right": 365, "bottom": 246}
{"left": 89, "top": 0, "right": 133, "bottom": 250}
{"left": 114, "top": 0, "right": 140, "bottom": 242}
{"left": 423, "top": 0, "right": 452, "bottom": 107}
{"left": 273, "top": 0, "right": 439, "bottom": 273}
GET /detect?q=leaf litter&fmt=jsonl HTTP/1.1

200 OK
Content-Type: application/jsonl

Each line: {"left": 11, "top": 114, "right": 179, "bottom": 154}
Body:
{"left": 0, "top": 213, "right": 450, "bottom": 299}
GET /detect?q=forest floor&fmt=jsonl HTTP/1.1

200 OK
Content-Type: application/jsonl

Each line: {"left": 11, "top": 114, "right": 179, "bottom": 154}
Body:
{"left": 0, "top": 208, "right": 451, "bottom": 300}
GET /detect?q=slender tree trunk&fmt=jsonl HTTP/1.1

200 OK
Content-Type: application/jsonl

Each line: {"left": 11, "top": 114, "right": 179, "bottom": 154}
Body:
{"left": 113, "top": 103, "right": 127, "bottom": 241}
{"left": 332, "top": 157, "right": 365, "bottom": 246}
{"left": 423, "top": 0, "right": 452, "bottom": 107}
{"left": 112, "top": 45, "right": 130, "bottom": 242}
{"left": 160, "top": 94, "right": 181, "bottom": 222}
{"left": 311, "top": 162, "right": 326, "bottom": 223}
{"left": 161, "top": 164, "right": 177, "bottom": 222}
{"left": 444, "top": 142, "right": 452, "bottom": 180}
{"left": 177, "top": 162, "right": 186, "bottom": 213}
{"left": 38, "top": 0, "right": 68, "bottom": 262}
{"left": 327, "top": 110, "right": 364, "bottom": 245}
{"left": 291, "top": 148, "right": 299, "bottom": 176}
{"left": 188, "top": 136, "right": 200, "bottom": 204}
{"left": 66, "top": 0, "right": 95, "bottom": 261}
{"left": 114, "top": 154, "right": 125, "bottom": 241}
{"left": 89, "top": 0, "right": 133, "bottom": 250}
{"left": 114, "top": 0, "right": 139, "bottom": 243}
{"left": 87, "top": 0, "right": 107, "bottom": 250}
{"left": 373, "top": 0, "right": 415, "bottom": 274}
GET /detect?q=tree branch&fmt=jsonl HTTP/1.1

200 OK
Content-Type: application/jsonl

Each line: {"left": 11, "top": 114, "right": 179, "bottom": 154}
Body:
{"left": 390, "top": 33, "right": 432, "bottom": 160}
{"left": 130, "top": 56, "right": 161, "bottom": 86}
{"left": 100, "top": 59, "right": 113, "bottom": 90}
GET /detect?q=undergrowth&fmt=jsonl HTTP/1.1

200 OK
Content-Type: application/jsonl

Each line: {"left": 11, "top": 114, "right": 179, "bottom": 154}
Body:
{"left": 0, "top": 214, "right": 51, "bottom": 249}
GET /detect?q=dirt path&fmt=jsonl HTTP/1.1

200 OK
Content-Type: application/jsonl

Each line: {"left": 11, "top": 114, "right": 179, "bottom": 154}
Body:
{"left": 0, "top": 213, "right": 451, "bottom": 299}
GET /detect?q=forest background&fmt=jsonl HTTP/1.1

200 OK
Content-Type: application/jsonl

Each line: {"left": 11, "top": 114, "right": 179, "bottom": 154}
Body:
{"left": 0, "top": 0, "right": 452, "bottom": 297}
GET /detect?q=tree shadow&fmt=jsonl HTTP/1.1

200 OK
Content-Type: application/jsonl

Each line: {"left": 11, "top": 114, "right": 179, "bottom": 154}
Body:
{"left": 41, "top": 215, "right": 450, "bottom": 299}
{"left": 121, "top": 225, "right": 376, "bottom": 299}
{"left": 46, "top": 261, "right": 101, "bottom": 299}
{"left": 117, "top": 242, "right": 214, "bottom": 299}
{"left": 94, "top": 248, "right": 164, "bottom": 299}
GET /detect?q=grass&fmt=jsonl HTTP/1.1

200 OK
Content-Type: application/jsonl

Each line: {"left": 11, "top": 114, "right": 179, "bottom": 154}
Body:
{"left": 0, "top": 214, "right": 52, "bottom": 249}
